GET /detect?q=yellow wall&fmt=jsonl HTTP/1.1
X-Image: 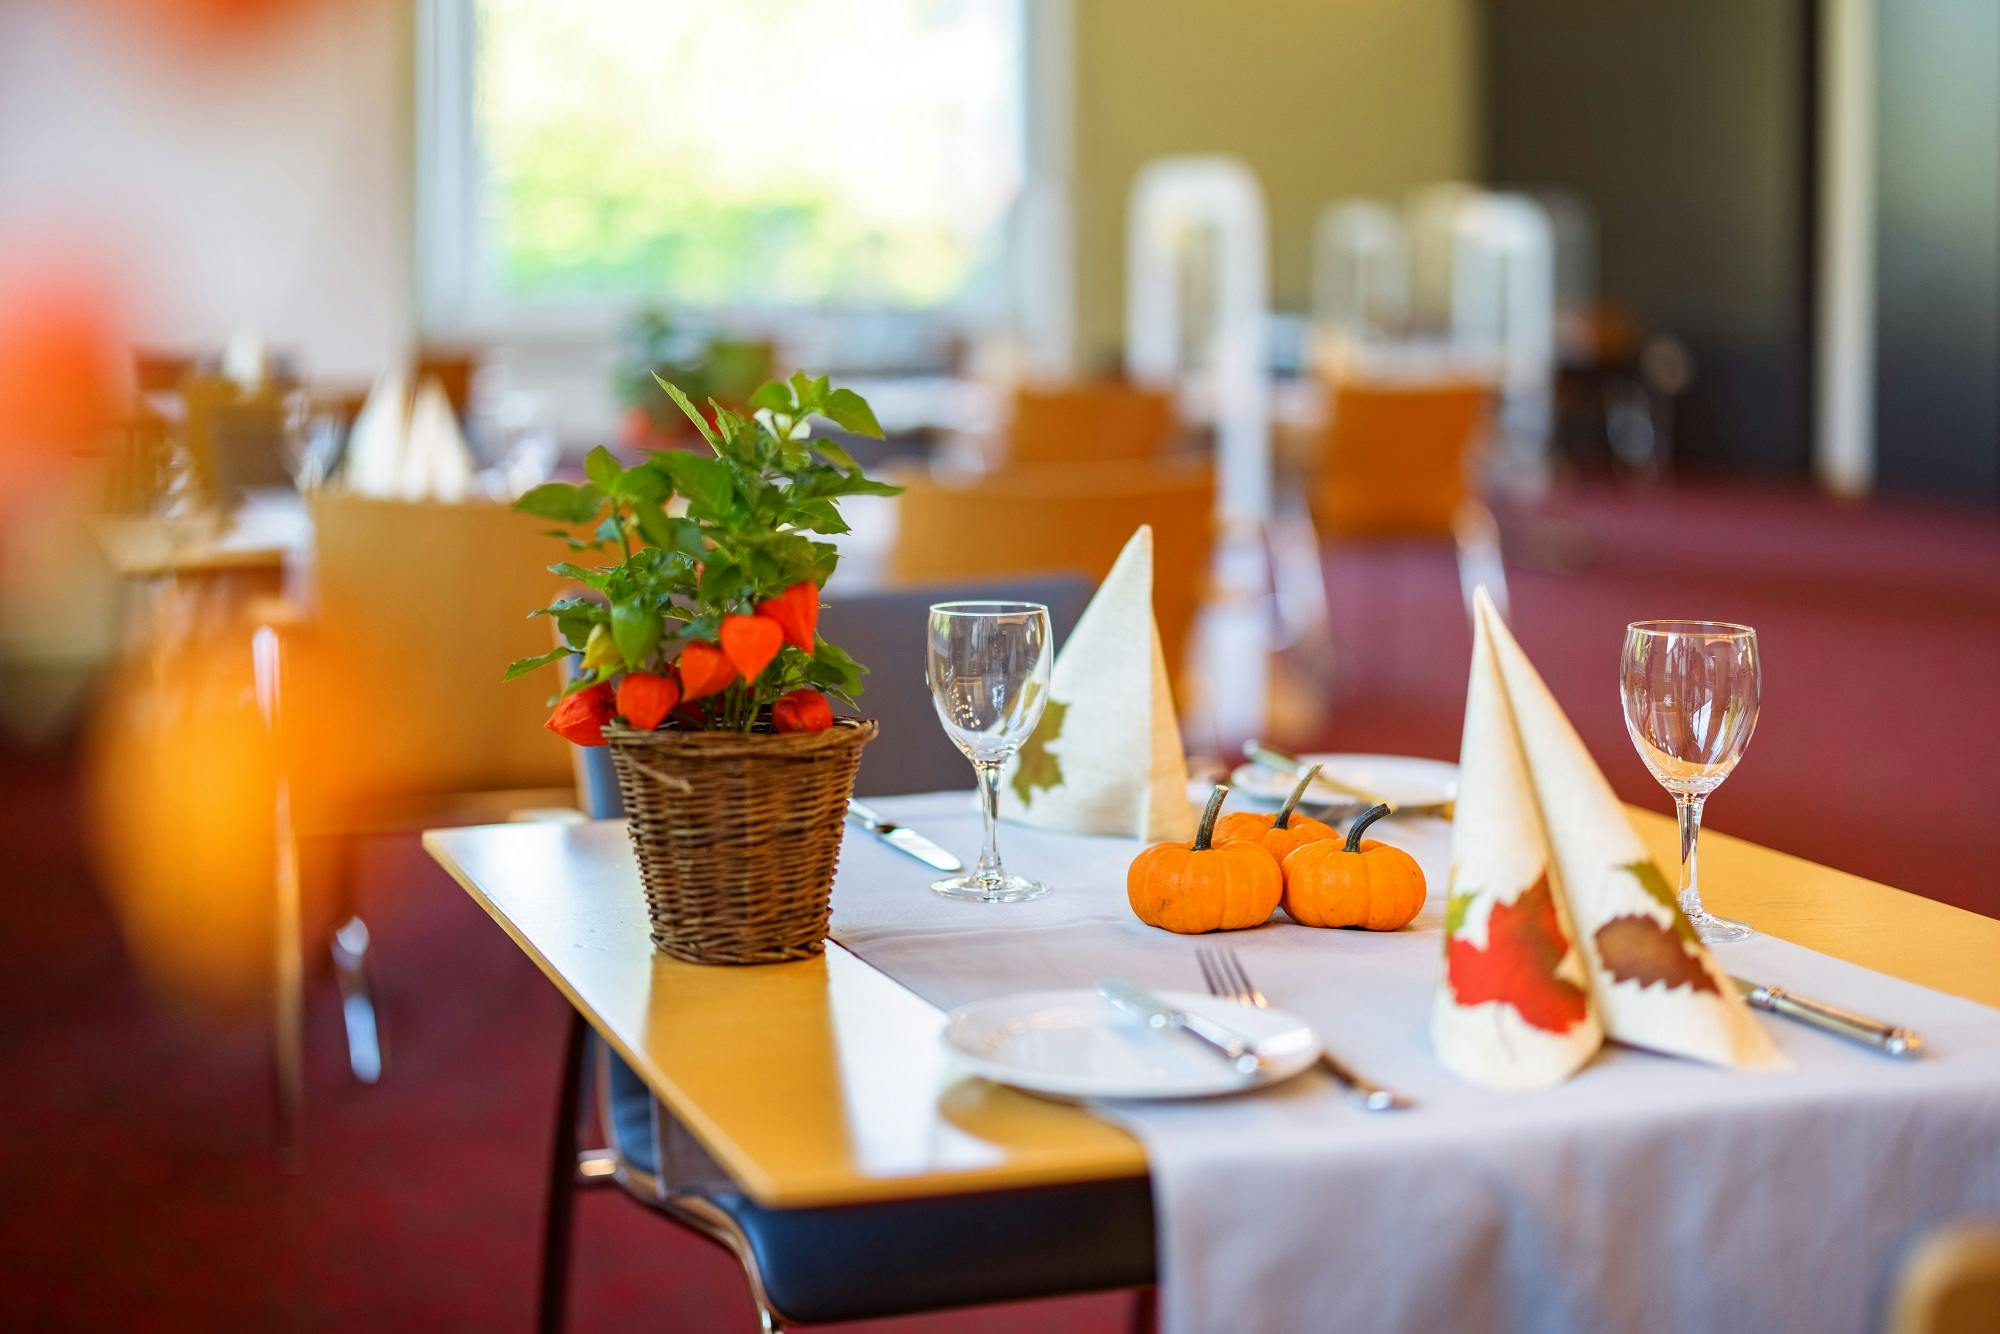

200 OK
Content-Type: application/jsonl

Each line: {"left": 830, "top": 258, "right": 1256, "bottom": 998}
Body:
{"left": 1070, "top": 0, "right": 1483, "bottom": 363}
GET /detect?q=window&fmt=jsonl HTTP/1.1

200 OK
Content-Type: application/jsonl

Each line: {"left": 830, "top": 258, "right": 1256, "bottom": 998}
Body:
{"left": 420, "top": 0, "right": 1032, "bottom": 347}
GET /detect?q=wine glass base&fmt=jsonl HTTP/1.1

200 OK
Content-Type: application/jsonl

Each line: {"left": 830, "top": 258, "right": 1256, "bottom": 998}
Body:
{"left": 931, "top": 873, "right": 1049, "bottom": 904}
{"left": 1688, "top": 910, "right": 1754, "bottom": 944}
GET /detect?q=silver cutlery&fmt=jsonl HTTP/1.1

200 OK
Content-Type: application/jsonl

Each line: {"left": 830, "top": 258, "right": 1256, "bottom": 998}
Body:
{"left": 1098, "top": 978, "right": 1269, "bottom": 1076}
{"left": 1197, "top": 945, "right": 1413, "bottom": 1111}
{"left": 1244, "top": 742, "right": 1455, "bottom": 821}
{"left": 845, "top": 800, "right": 965, "bottom": 873}
{"left": 1731, "top": 976, "right": 1927, "bottom": 1059}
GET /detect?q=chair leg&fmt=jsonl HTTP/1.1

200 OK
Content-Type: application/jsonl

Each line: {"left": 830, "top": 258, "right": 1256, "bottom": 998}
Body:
{"left": 539, "top": 1011, "right": 591, "bottom": 1334}
{"left": 330, "top": 911, "right": 384, "bottom": 1084}
{"left": 1127, "top": 1285, "right": 1158, "bottom": 1334}
{"left": 272, "top": 828, "right": 304, "bottom": 1164}
{"left": 323, "top": 836, "right": 385, "bottom": 1085}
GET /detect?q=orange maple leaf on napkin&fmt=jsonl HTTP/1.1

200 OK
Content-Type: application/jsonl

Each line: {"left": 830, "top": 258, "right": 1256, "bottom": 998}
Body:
{"left": 1446, "top": 874, "right": 1591, "bottom": 1033}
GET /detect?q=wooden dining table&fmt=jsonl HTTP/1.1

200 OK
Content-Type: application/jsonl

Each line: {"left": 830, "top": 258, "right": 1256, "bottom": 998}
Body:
{"left": 424, "top": 806, "right": 2000, "bottom": 1217}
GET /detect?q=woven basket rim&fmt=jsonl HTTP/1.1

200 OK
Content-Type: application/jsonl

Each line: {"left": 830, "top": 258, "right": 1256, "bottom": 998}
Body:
{"left": 603, "top": 716, "right": 877, "bottom": 757}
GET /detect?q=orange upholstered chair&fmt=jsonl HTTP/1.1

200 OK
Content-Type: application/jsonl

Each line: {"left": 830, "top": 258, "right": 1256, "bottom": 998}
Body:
{"left": 1005, "top": 382, "right": 1177, "bottom": 466}
{"left": 885, "top": 459, "right": 1215, "bottom": 690}
{"left": 1308, "top": 375, "right": 1507, "bottom": 619}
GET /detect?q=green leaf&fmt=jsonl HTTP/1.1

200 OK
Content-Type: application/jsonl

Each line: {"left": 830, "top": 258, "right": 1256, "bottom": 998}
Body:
{"left": 1445, "top": 890, "right": 1476, "bottom": 938}
{"left": 618, "top": 466, "right": 668, "bottom": 504}
{"left": 653, "top": 374, "right": 720, "bottom": 447}
{"left": 548, "top": 561, "right": 609, "bottom": 589}
{"left": 515, "top": 482, "right": 604, "bottom": 525}
{"left": 502, "top": 646, "right": 572, "bottom": 682}
{"left": 699, "top": 557, "right": 745, "bottom": 604}
{"left": 787, "top": 499, "right": 849, "bottom": 534}
{"left": 812, "top": 440, "right": 860, "bottom": 474}
{"left": 655, "top": 451, "right": 734, "bottom": 516}
{"left": 632, "top": 506, "right": 706, "bottom": 557}
{"left": 611, "top": 599, "right": 662, "bottom": 670}
{"left": 584, "top": 446, "right": 624, "bottom": 493}
{"left": 820, "top": 387, "right": 884, "bottom": 439}
{"left": 749, "top": 381, "right": 794, "bottom": 414}
{"left": 1008, "top": 695, "right": 1067, "bottom": 803}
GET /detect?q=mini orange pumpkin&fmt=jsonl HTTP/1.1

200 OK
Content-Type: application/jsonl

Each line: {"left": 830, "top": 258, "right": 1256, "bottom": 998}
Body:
{"left": 1212, "top": 763, "right": 1342, "bottom": 863}
{"left": 1280, "top": 803, "right": 1426, "bottom": 930}
{"left": 1127, "top": 785, "right": 1282, "bottom": 935}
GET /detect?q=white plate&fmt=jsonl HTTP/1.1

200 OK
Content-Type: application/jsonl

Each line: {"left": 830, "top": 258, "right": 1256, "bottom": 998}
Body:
{"left": 942, "top": 988, "right": 1321, "bottom": 1100}
{"left": 1230, "top": 752, "right": 1460, "bottom": 810}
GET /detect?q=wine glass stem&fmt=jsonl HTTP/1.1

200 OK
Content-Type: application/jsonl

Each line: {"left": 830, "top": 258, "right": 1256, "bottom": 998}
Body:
{"left": 973, "top": 759, "right": 1004, "bottom": 882}
{"left": 1676, "top": 791, "right": 1708, "bottom": 920}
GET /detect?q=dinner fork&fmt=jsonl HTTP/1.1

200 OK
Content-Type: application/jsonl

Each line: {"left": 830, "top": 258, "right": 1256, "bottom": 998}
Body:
{"left": 1196, "top": 946, "right": 1413, "bottom": 1112}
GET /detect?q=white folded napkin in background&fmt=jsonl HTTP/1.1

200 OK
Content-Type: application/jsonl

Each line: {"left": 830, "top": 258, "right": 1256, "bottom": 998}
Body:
{"left": 400, "top": 376, "right": 474, "bottom": 502}
{"left": 999, "top": 524, "right": 1194, "bottom": 841}
{"left": 343, "top": 368, "right": 409, "bottom": 498}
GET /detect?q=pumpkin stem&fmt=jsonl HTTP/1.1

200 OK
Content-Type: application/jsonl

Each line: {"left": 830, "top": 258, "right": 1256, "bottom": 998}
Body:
{"left": 1273, "top": 763, "right": 1322, "bottom": 830}
{"left": 1192, "top": 784, "right": 1230, "bottom": 851}
{"left": 1344, "top": 802, "right": 1393, "bottom": 852}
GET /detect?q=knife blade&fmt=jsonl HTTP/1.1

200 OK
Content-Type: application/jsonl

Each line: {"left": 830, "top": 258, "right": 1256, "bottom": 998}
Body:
{"left": 1097, "top": 978, "right": 1267, "bottom": 1075}
{"left": 1730, "top": 976, "right": 1927, "bottom": 1059}
{"left": 1243, "top": 741, "right": 1390, "bottom": 807}
{"left": 845, "top": 800, "right": 964, "bottom": 873}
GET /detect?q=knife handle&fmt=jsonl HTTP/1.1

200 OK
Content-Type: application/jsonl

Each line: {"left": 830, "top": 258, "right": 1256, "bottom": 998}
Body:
{"left": 845, "top": 799, "right": 881, "bottom": 832}
{"left": 1738, "top": 979, "right": 1926, "bottom": 1059}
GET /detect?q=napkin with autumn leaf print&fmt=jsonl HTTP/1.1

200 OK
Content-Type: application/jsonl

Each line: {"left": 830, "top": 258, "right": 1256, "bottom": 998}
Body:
{"left": 1433, "top": 589, "right": 1783, "bottom": 1089}
{"left": 998, "top": 525, "right": 1193, "bottom": 841}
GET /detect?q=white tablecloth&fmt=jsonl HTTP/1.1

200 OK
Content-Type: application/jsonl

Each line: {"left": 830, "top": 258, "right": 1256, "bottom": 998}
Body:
{"left": 828, "top": 792, "right": 2000, "bottom": 1334}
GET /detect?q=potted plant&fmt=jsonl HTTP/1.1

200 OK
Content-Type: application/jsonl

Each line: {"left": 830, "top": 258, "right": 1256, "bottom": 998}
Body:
{"left": 506, "top": 372, "right": 900, "bottom": 963}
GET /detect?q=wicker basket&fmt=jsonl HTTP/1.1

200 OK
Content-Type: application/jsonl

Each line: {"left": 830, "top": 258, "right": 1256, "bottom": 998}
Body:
{"left": 604, "top": 718, "right": 877, "bottom": 964}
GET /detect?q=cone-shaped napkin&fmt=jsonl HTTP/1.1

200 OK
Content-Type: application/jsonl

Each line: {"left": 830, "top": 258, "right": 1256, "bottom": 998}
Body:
{"left": 400, "top": 376, "right": 475, "bottom": 502}
{"left": 343, "top": 368, "right": 410, "bottom": 498}
{"left": 998, "top": 525, "right": 1194, "bottom": 840}
{"left": 1436, "top": 589, "right": 1783, "bottom": 1088}
{"left": 1432, "top": 595, "right": 1604, "bottom": 1090}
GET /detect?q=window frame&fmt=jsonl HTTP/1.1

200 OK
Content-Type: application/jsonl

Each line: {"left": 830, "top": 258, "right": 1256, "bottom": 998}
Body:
{"left": 413, "top": 0, "right": 1072, "bottom": 367}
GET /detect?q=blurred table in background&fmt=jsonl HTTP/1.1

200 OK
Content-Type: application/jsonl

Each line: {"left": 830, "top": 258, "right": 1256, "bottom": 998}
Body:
{"left": 89, "top": 487, "right": 308, "bottom": 581}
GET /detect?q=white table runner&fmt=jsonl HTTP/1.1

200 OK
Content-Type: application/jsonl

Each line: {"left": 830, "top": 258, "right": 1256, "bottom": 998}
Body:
{"left": 829, "top": 792, "right": 2000, "bottom": 1334}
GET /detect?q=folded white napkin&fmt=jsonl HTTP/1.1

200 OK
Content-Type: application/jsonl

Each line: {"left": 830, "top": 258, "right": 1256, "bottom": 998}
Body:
{"left": 1433, "top": 588, "right": 1782, "bottom": 1090}
{"left": 999, "top": 525, "right": 1194, "bottom": 841}
{"left": 343, "top": 368, "right": 409, "bottom": 498}
{"left": 400, "top": 376, "right": 474, "bottom": 502}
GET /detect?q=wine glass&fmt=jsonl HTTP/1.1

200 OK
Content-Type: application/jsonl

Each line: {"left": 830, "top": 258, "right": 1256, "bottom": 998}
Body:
{"left": 1619, "top": 620, "right": 1761, "bottom": 943}
{"left": 926, "top": 601, "right": 1052, "bottom": 903}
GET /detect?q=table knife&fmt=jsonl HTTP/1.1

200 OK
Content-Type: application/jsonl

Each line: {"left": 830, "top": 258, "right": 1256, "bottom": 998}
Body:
{"left": 1731, "top": 976, "right": 1927, "bottom": 1059}
{"left": 1244, "top": 742, "right": 1388, "bottom": 806}
{"left": 1246, "top": 742, "right": 1455, "bottom": 820}
{"left": 845, "top": 800, "right": 964, "bottom": 873}
{"left": 1098, "top": 978, "right": 1267, "bottom": 1075}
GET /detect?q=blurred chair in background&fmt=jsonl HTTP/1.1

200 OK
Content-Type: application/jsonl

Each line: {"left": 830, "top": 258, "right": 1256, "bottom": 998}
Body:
{"left": 886, "top": 460, "right": 1215, "bottom": 694}
{"left": 1891, "top": 1223, "right": 2000, "bottom": 1334}
{"left": 269, "top": 491, "right": 576, "bottom": 1145}
{"left": 1004, "top": 382, "right": 1175, "bottom": 466}
{"left": 1309, "top": 376, "right": 1508, "bottom": 620}
{"left": 1311, "top": 199, "right": 1410, "bottom": 360}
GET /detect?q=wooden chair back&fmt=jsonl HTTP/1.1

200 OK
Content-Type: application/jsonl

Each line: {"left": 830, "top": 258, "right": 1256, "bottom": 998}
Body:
{"left": 1892, "top": 1224, "right": 2000, "bottom": 1334}
{"left": 1309, "top": 377, "right": 1490, "bottom": 538}
{"left": 885, "top": 460, "right": 1215, "bottom": 688}
{"left": 1006, "top": 382, "right": 1176, "bottom": 466}
{"left": 295, "top": 491, "right": 572, "bottom": 814}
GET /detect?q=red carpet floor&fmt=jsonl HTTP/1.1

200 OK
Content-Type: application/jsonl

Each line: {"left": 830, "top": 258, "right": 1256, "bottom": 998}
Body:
{"left": 3, "top": 481, "right": 1996, "bottom": 1332}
